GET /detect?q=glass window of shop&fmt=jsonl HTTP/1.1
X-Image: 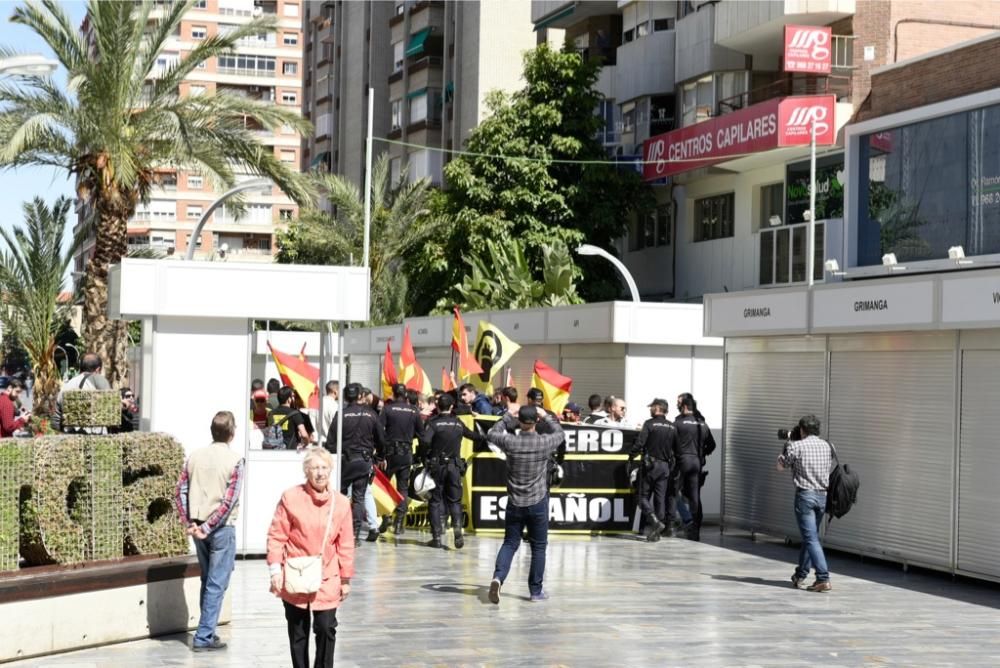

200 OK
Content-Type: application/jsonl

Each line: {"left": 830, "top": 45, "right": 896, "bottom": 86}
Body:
{"left": 786, "top": 154, "right": 844, "bottom": 225}
{"left": 855, "top": 103, "right": 1000, "bottom": 266}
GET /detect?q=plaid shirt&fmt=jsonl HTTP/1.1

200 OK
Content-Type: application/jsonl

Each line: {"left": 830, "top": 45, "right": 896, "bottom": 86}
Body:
{"left": 487, "top": 414, "right": 564, "bottom": 507}
{"left": 778, "top": 435, "right": 834, "bottom": 491}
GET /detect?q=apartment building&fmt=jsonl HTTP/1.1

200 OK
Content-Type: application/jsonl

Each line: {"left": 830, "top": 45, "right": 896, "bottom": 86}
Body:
{"left": 302, "top": 0, "right": 536, "bottom": 189}
{"left": 532, "top": 0, "right": 998, "bottom": 301}
{"left": 74, "top": 0, "right": 304, "bottom": 273}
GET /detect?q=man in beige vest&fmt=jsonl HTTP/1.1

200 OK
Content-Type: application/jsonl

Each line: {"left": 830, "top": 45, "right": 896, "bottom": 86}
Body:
{"left": 174, "top": 411, "right": 245, "bottom": 652}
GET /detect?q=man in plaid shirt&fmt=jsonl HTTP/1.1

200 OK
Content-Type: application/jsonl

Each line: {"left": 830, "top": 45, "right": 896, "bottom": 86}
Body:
{"left": 776, "top": 414, "right": 834, "bottom": 593}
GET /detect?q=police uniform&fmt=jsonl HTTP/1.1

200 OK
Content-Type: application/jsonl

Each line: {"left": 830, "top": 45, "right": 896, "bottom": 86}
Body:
{"left": 377, "top": 399, "right": 425, "bottom": 533}
{"left": 417, "top": 412, "right": 482, "bottom": 548}
{"left": 669, "top": 413, "right": 713, "bottom": 541}
{"left": 630, "top": 414, "right": 677, "bottom": 541}
{"left": 327, "top": 401, "right": 386, "bottom": 540}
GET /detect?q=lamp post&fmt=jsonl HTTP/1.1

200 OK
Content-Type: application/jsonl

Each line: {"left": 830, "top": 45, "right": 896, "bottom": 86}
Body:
{"left": 575, "top": 244, "right": 641, "bottom": 303}
{"left": 0, "top": 54, "right": 58, "bottom": 76}
{"left": 184, "top": 179, "right": 272, "bottom": 260}
{"left": 806, "top": 120, "right": 817, "bottom": 288}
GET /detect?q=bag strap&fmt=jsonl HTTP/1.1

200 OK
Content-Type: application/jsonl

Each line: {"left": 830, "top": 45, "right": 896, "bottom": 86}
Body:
{"left": 319, "top": 494, "right": 336, "bottom": 564}
{"left": 78, "top": 373, "right": 91, "bottom": 390}
{"left": 828, "top": 439, "right": 840, "bottom": 465}
{"left": 273, "top": 409, "right": 300, "bottom": 430}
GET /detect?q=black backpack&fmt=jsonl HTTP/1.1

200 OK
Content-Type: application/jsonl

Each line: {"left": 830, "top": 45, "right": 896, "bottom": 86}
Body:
{"left": 825, "top": 442, "right": 860, "bottom": 520}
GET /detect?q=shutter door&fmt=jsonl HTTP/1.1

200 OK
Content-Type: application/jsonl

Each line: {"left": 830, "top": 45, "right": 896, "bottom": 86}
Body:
{"left": 347, "top": 355, "right": 380, "bottom": 392}
{"left": 507, "top": 345, "right": 560, "bottom": 396}
{"left": 560, "top": 358, "right": 625, "bottom": 413}
{"left": 826, "top": 350, "right": 956, "bottom": 569}
{"left": 958, "top": 350, "right": 1000, "bottom": 578}
{"left": 723, "top": 351, "right": 826, "bottom": 537}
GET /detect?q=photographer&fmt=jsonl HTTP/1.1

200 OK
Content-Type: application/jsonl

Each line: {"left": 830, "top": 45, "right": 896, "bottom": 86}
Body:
{"left": 776, "top": 415, "right": 834, "bottom": 593}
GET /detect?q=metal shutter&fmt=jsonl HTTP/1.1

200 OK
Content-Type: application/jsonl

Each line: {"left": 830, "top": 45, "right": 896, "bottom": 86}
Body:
{"left": 957, "top": 350, "right": 1000, "bottom": 578}
{"left": 560, "top": 357, "right": 625, "bottom": 412}
{"left": 826, "top": 350, "right": 956, "bottom": 570}
{"left": 507, "top": 345, "right": 561, "bottom": 396}
{"left": 723, "top": 350, "right": 826, "bottom": 537}
{"left": 347, "top": 355, "right": 380, "bottom": 392}
{"left": 415, "top": 352, "right": 450, "bottom": 391}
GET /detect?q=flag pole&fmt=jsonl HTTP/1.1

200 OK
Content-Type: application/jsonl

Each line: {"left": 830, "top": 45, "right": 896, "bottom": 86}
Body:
{"left": 335, "top": 322, "right": 345, "bottom": 493}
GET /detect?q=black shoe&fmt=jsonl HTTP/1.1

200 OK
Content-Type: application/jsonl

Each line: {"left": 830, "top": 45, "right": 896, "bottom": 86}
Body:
{"left": 393, "top": 515, "right": 405, "bottom": 535}
{"left": 355, "top": 535, "right": 362, "bottom": 547}
{"left": 454, "top": 531, "right": 464, "bottom": 549}
{"left": 647, "top": 519, "right": 666, "bottom": 542}
{"left": 192, "top": 638, "right": 227, "bottom": 652}
{"left": 366, "top": 529, "right": 380, "bottom": 542}
{"left": 428, "top": 536, "right": 442, "bottom": 548}
{"left": 378, "top": 515, "right": 391, "bottom": 534}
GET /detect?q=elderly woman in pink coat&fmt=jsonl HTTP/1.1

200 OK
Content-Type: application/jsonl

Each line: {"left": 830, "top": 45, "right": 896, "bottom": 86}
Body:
{"left": 268, "top": 447, "right": 355, "bottom": 668}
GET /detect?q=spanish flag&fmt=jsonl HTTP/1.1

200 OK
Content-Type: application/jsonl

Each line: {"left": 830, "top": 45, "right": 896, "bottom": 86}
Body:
{"left": 371, "top": 467, "right": 404, "bottom": 516}
{"left": 451, "top": 307, "right": 483, "bottom": 379}
{"left": 470, "top": 320, "right": 520, "bottom": 395}
{"left": 398, "top": 326, "right": 433, "bottom": 395}
{"left": 268, "top": 342, "right": 321, "bottom": 409}
{"left": 381, "top": 341, "right": 398, "bottom": 399}
{"left": 531, "top": 360, "right": 572, "bottom": 415}
{"left": 441, "top": 367, "right": 456, "bottom": 392}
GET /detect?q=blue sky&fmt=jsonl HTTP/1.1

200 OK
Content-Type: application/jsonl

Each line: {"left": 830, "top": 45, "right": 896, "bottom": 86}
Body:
{"left": 0, "top": 1, "right": 87, "bottom": 236}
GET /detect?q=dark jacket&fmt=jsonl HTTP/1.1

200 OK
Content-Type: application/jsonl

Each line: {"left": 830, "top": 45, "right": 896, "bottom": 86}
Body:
{"left": 674, "top": 413, "right": 713, "bottom": 460}
{"left": 326, "top": 402, "right": 386, "bottom": 458}
{"left": 417, "top": 413, "right": 483, "bottom": 461}
{"left": 631, "top": 415, "right": 677, "bottom": 462}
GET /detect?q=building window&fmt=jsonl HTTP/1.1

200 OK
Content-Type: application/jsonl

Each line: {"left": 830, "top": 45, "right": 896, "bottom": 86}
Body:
{"left": 760, "top": 222, "right": 825, "bottom": 286}
{"left": 281, "top": 91, "right": 297, "bottom": 105}
{"left": 390, "top": 99, "right": 402, "bottom": 130}
{"left": 409, "top": 93, "right": 427, "bottom": 124}
{"left": 283, "top": 33, "right": 298, "bottom": 46}
{"left": 390, "top": 156, "right": 401, "bottom": 184}
{"left": 694, "top": 193, "right": 735, "bottom": 242}
{"left": 284, "top": 3, "right": 299, "bottom": 17}
{"left": 636, "top": 21, "right": 650, "bottom": 38}
{"left": 217, "top": 54, "right": 276, "bottom": 76}
{"left": 760, "top": 183, "right": 784, "bottom": 230}
{"left": 392, "top": 41, "right": 404, "bottom": 72}
{"left": 282, "top": 61, "right": 298, "bottom": 75}
{"left": 280, "top": 149, "right": 296, "bottom": 163}
{"left": 186, "top": 205, "right": 203, "bottom": 220}
{"left": 188, "top": 174, "right": 203, "bottom": 189}
{"left": 190, "top": 84, "right": 206, "bottom": 96}
{"left": 786, "top": 154, "right": 844, "bottom": 226}
{"left": 193, "top": 0, "right": 207, "bottom": 7}
{"left": 197, "top": 60, "right": 207, "bottom": 69}
{"left": 623, "top": 28, "right": 634, "bottom": 43}
{"left": 191, "top": 26, "right": 207, "bottom": 40}
{"left": 654, "top": 18, "right": 675, "bottom": 31}
{"left": 629, "top": 205, "right": 672, "bottom": 251}
{"left": 279, "top": 208, "right": 294, "bottom": 221}
{"left": 187, "top": 234, "right": 203, "bottom": 248}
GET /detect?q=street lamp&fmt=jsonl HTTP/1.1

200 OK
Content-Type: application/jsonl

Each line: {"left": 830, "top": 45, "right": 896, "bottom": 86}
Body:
{"left": 575, "top": 244, "right": 641, "bottom": 303}
{"left": 0, "top": 54, "right": 58, "bottom": 76}
{"left": 184, "top": 178, "right": 271, "bottom": 260}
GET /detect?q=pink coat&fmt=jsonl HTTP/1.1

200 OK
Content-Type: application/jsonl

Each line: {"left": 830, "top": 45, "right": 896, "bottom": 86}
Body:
{"left": 267, "top": 484, "right": 356, "bottom": 611}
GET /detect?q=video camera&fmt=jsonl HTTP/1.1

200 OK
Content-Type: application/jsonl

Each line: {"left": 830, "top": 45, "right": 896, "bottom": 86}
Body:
{"left": 777, "top": 426, "right": 802, "bottom": 441}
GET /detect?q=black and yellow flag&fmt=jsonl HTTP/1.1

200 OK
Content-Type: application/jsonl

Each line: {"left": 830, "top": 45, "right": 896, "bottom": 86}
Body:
{"left": 470, "top": 321, "right": 521, "bottom": 395}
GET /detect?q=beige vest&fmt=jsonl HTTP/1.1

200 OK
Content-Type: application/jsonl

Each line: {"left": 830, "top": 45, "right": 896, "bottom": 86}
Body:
{"left": 187, "top": 442, "right": 242, "bottom": 524}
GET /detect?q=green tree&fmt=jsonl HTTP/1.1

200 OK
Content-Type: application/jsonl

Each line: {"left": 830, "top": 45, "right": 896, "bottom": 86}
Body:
{"left": 0, "top": 197, "right": 83, "bottom": 420}
{"left": 0, "top": 0, "right": 311, "bottom": 385}
{"left": 275, "top": 153, "right": 436, "bottom": 326}
{"left": 410, "top": 42, "right": 652, "bottom": 313}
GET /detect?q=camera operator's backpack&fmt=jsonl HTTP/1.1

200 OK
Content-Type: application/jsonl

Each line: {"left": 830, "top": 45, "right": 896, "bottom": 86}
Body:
{"left": 825, "top": 442, "right": 860, "bottom": 520}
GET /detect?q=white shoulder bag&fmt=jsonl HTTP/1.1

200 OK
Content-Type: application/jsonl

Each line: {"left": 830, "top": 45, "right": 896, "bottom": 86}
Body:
{"left": 283, "top": 495, "right": 336, "bottom": 595}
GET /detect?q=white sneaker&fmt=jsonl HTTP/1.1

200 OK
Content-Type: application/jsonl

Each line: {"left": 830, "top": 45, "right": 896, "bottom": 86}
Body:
{"left": 488, "top": 578, "right": 501, "bottom": 604}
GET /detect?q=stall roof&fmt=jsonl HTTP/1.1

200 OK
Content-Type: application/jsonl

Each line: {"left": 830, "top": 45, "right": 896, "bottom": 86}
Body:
{"left": 344, "top": 301, "right": 721, "bottom": 354}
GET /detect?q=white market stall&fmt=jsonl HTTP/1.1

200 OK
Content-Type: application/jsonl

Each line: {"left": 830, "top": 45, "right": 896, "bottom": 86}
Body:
{"left": 109, "top": 259, "right": 368, "bottom": 553}
{"left": 344, "top": 301, "right": 725, "bottom": 519}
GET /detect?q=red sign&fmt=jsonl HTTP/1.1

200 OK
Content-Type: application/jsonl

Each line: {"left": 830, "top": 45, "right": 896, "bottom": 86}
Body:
{"left": 784, "top": 25, "right": 832, "bottom": 74}
{"left": 870, "top": 131, "right": 893, "bottom": 154}
{"left": 642, "top": 95, "right": 836, "bottom": 181}
{"left": 777, "top": 95, "right": 836, "bottom": 146}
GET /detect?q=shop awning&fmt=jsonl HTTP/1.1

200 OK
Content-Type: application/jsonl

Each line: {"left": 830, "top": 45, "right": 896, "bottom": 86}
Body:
{"left": 533, "top": 5, "right": 574, "bottom": 31}
{"left": 405, "top": 27, "right": 432, "bottom": 58}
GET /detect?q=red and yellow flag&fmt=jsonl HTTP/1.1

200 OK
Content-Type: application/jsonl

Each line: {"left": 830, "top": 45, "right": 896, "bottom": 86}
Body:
{"left": 441, "top": 367, "right": 456, "bottom": 392}
{"left": 531, "top": 360, "right": 572, "bottom": 415}
{"left": 268, "top": 342, "right": 321, "bottom": 409}
{"left": 381, "top": 341, "right": 398, "bottom": 399}
{"left": 451, "top": 307, "right": 483, "bottom": 380}
{"left": 371, "top": 467, "right": 404, "bottom": 516}
{"left": 399, "top": 326, "right": 433, "bottom": 395}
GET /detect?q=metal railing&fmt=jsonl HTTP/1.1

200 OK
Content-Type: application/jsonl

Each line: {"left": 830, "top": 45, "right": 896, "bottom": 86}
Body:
{"left": 717, "top": 74, "right": 852, "bottom": 115}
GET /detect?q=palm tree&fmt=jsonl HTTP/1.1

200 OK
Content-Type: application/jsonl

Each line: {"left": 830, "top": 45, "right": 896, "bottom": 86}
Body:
{"left": 276, "top": 154, "right": 435, "bottom": 326}
{"left": 0, "top": 197, "right": 83, "bottom": 421}
{"left": 0, "top": 0, "right": 312, "bottom": 385}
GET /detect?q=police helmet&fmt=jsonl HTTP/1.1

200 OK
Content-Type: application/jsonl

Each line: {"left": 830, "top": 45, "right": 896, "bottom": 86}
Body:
{"left": 412, "top": 469, "right": 436, "bottom": 500}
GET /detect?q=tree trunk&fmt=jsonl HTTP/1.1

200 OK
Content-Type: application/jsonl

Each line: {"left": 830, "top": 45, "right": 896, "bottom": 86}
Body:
{"left": 32, "top": 355, "right": 61, "bottom": 423}
{"left": 81, "top": 188, "right": 134, "bottom": 388}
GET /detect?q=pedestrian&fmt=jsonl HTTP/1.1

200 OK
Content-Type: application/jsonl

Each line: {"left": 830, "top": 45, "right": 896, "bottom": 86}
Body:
{"left": 670, "top": 393, "right": 714, "bottom": 541}
{"left": 266, "top": 378, "right": 282, "bottom": 410}
{"left": 583, "top": 394, "right": 605, "bottom": 423}
{"left": 458, "top": 382, "right": 493, "bottom": 415}
{"left": 561, "top": 402, "right": 582, "bottom": 423}
{"left": 269, "top": 386, "right": 311, "bottom": 449}
{"left": 174, "top": 411, "right": 244, "bottom": 652}
{"left": 492, "top": 386, "right": 518, "bottom": 417}
{"left": 777, "top": 415, "right": 834, "bottom": 592}
{"left": 118, "top": 387, "right": 139, "bottom": 433}
{"left": 376, "top": 383, "right": 424, "bottom": 536}
{"left": 485, "top": 403, "right": 565, "bottom": 604}
{"left": 0, "top": 379, "right": 30, "bottom": 437}
{"left": 595, "top": 396, "right": 629, "bottom": 427}
{"left": 54, "top": 352, "right": 110, "bottom": 432}
{"left": 321, "top": 380, "right": 339, "bottom": 436}
{"left": 417, "top": 393, "right": 483, "bottom": 549}
{"left": 630, "top": 399, "right": 677, "bottom": 542}
{"left": 251, "top": 389, "right": 270, "bottom": 430}
{"left": 267, "top": 447, "right": 355, "bottom": 668}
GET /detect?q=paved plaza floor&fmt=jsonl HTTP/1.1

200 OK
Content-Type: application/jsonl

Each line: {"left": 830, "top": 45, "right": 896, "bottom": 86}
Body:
{"left": 11, "top": 528, "right": 1000, "bottom": 667}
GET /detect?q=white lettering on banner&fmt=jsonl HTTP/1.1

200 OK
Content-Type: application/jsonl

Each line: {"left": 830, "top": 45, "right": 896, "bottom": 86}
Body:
{"left": 563, "top": 428, "right": 624, "bottom": 453}
{"left": 786, "top": 106, "right": 830, "bottom": 136}
{"left": 648, "top": 138, "right": 667, "bottom": 176}
{"left": 789, "top": 28, "right": 830, "bottom": 60}
{"left": 716, "top": 114, "right": 777, "bottom": 149}
{"left": 479, "top": 495, "right": 628, "bottom": 524}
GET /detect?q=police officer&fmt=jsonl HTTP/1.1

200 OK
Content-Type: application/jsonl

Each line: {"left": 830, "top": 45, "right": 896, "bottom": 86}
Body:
{"left": 327, "top": 383, "right": 386, "bottom": 546}
{"left": 376, "top": 383, "right": 424, "bottom": 536}
{"left": 629, "top": 399, "right": 677, "bottom": 543}
{"left": 417, "top": 394, "right": 483, "bottom": 549}
{"left": 670, "top": 393, "right": 714, "bottom": 541}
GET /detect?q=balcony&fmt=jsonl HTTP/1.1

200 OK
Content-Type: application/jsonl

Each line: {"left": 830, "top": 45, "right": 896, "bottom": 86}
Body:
{"left": 717, "top": 73, "right": 851, "bottom": 116}
{"left": 531, "top": 1, "right": 617, "bottom": 30}
{"left": 614, "top": 29, "right": 676, "bottom": 104}
{"left": 408, "top": 55, "right": 443, "bottom": 75}
{"left": 714, "top": 0, "right": 855, "bottom": 54}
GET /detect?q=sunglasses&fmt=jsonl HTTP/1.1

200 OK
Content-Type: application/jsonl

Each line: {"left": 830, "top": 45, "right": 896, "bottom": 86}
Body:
{"left": 124, "top": 394, "right": 134, "bottom": 399}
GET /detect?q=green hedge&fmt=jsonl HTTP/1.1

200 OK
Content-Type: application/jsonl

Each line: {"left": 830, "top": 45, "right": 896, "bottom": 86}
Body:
{"left": 62, "top": 390, "right": 121, "bottom": 428}
{"left": 1, "top": 433, "right": 188, "bottom": 572}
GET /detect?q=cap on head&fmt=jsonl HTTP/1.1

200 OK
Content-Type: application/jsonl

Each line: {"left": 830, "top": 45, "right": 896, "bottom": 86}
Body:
{"left": 647, "top": 398, "right": 669, "bottom": 411}
{"left": 526, "top": 388, "right": 544, "bottom": 401}
{"left": 518, "top": 405, "right": 539, "bottom": 424}
{"left": 564, "top": 402, "right": 582, "bottom": 415}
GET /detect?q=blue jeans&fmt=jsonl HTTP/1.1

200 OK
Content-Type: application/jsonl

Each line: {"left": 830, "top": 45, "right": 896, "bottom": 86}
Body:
{"left": 492, "top": 495, "right": 549, "bottom": 596}
{"left": 193, "top": 525, "right": 236, "bottom": 646}
{"left": 794, "top": 489, "right": 829, "bottom": 582}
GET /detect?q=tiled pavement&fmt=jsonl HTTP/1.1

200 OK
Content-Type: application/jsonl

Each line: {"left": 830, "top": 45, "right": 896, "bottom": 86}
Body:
{"left": 10, "top": 528, "right": 1000, "bottom": 667}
